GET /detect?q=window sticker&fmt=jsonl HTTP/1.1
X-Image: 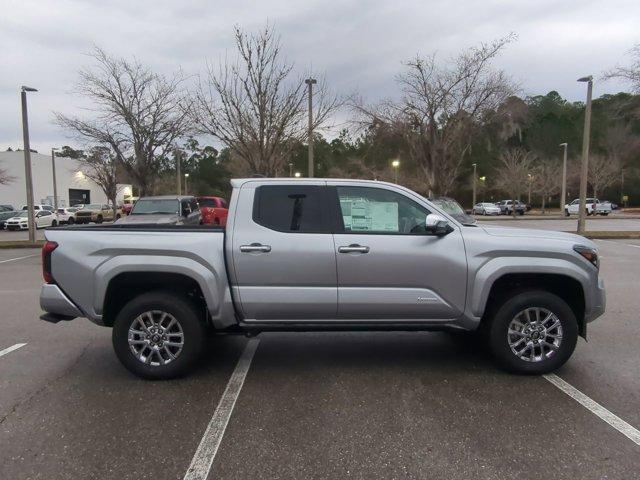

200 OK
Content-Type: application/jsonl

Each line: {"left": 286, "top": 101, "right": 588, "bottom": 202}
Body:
{"left": 339, "top": 197, "right": 398, "bottom": 232}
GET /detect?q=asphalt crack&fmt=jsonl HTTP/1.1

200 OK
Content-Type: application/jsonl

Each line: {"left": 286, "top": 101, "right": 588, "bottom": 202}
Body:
{"left": 0, "top": 339, "right": 93, "bottom": 426}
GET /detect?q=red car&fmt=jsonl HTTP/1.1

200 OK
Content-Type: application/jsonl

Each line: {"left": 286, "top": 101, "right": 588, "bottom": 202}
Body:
{"left": 197, "top": 196, "right": 229, "bottom": 226}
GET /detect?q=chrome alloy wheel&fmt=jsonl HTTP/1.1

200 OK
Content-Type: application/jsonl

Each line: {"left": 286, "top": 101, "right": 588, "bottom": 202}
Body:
{"left": 507, "top": 307, "right": 563, "bottom": 362}
{"left": 128, "top": 310, "right": 184, "bottom": 366}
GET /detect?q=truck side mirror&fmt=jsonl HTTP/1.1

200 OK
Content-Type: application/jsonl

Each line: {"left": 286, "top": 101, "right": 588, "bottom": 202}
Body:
{"left": 425, "top": 214, "right": 452, "bottom": 236}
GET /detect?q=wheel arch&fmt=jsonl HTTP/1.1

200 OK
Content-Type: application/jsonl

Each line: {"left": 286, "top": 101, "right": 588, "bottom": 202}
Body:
{"left": 480, "top": 272, "right": 586, "bottom": 337}
{"left": 102, "top": 272, "right": 209, "bottom": 328}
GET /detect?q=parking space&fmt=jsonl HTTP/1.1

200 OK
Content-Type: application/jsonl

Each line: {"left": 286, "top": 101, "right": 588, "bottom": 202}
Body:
{"left": 1, "top": 240, "right": 639, "bottom": 479}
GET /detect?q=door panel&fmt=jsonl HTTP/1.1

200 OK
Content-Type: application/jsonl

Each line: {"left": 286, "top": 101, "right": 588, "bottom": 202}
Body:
{"left": 231, "top": 183, "right": 338, "bottom": 321}
{"left": 331, "top": 185, "right": 467, "bottom": 321}
{"left": 335, "top": 233, "right": 466, "bottom": 319}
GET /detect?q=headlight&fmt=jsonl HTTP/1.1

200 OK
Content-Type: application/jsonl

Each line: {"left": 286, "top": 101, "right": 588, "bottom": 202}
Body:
{"left": 574, "top": 245, "right": 599, "bottom": 268}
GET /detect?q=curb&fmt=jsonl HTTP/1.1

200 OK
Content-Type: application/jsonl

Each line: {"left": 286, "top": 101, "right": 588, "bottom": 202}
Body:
{"left": 0, "top": 241, "right": 45, "bottom": 249}
{"left": 477, "top": 215, "right": 640, "bottom": 221}
{"left": 575, "top": 232, "right": 640, "bottom": 240}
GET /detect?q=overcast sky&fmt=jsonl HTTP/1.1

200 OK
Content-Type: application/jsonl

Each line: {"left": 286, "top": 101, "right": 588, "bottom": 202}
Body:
{"left": 0, "top": 0, "right": 638, "bottom": 153}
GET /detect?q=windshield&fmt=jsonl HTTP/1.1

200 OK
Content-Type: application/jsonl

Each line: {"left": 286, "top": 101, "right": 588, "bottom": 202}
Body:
{"left": 131, "top": 199, "right": 179, "bottom": 215}
{"left": 198, "top": 198, "right": 218, "bottom": 208}
{"left": 15, "top": 211, "right": 30, "bottom": 218}
{"left": 0, "top": 211, "right": 16, "bottom": 220}
{"left": 83, "top": 204, "right": 102, "bottom": 210}
{"left": 430, "top": 198, "right": 476, "bottom": 226}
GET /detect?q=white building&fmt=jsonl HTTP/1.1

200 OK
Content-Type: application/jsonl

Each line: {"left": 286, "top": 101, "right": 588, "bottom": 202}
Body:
{"left": 0, "top": 150, "right": 131, "bottom": 208}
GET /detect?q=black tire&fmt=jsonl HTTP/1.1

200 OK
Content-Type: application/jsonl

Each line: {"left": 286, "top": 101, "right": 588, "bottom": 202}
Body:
{"left": 68, "top": 217, "right": 75, "bottom": 225}
{"left": 96, "top": 215, "right": 103, "bottom": 224}
{"left": 112, "top": 291, "right": 205, "bottom": 380}
{"left": 51, "top": 220, "right": 58, "bottom": 227}
{"left": 564, "top": 209, "right": 570, "bottom": 217}
{"left": 485, "top": 290, "right": 578, "bottom": 375}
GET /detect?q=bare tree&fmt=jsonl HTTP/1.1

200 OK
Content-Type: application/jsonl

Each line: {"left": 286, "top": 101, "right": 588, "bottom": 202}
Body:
{"left": 604, "top": 44, "right": 640, "bottom": 93}
{"left": 0, "top": 162, "right": 15, "bottom": 185}
{"left": 192, "top": 25, "right": 342, "bottom": 177}
{"left": 493, "top": 148, "right": 534, "bottom": 217}
{"left": 355, "top": 35, "right": 517, "bottom": 195}
{"left": 56, "top": 47, "right": 191, "bottom": 195}
{"left": 588, "top": 155, "right": 620, "bottom": 199}
{"left": 76, "top": 146, "right": 120, "bottom": 216}
{"left": 531, "top": 159, "right": 561, "bottom": 214}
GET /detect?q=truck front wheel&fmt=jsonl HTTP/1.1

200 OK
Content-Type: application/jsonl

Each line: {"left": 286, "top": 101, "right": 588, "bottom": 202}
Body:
{"left": 112, "top": 291, "right": 205, "bottom": 379}
{"left": 485, "top": 290, "right": 578, "bottom": 374}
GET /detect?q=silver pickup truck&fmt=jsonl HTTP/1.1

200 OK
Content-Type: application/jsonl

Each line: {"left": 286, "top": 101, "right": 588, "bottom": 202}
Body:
{"left": 40, "top": 178, "right": 605, "bottom": 379}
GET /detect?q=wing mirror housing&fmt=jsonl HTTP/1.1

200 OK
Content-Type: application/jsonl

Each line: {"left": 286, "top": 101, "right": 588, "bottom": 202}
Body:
{"left": 425, "top": 214, "right": 453, "bottom": 236}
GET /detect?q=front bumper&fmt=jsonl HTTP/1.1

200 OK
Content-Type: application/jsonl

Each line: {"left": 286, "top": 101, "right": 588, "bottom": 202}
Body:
{"left": 6, "top": 223, "right": 28, "bottom": 230}
{"left": 40, "top": 284, "right": 83, "bottom": 320}
{"left": 585, "top": 277, "right": 606, "bottom": 323}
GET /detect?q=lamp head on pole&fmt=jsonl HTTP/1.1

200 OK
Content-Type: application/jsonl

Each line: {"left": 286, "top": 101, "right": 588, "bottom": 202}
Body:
{"left": 559, "top": 143, "right": 567, "bottom": 147}
{"left": 391, "top": 160, "right": 400, "bottom": 168}
{"left": 305, "top": 78, "right": 317, "bottom": 85}
{"left": 184, "top": 173, "right": 189, "bottom": 178}
{"left": 577, "top": 76, "right": 593, "bottom": 83}
{"left": 21, "top": 86, "right": 38, "bottom": 92}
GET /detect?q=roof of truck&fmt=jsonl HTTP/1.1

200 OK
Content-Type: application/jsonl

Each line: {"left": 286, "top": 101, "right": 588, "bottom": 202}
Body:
{"left": 231, "top": 177, "right": 393, "bottom": 188}
{"left": 136, "top": 195, "right": 195, "bottom": 200}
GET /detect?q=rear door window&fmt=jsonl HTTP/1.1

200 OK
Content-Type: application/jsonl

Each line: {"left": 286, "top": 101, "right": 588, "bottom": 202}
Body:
{"left": 252, "top": 185, "right": 328, "bottom": 233}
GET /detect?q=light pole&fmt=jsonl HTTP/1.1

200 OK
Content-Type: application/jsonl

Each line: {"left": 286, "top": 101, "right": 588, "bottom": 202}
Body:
{"left": 479, "top": 176, "right": 486, "bottom": 202}
{"left": 472, "top": 163, "right": 477, "bottom": 207}
{"left": 577, "top": 76, "right": 593, "bottom": 234}
{"left": 21, "top": 86, "right": 38, "bottom": 243}
{"left": 184, "top": 173, "right": 189, "bottom": 195}
{"left": 392, "top": 159, "right": 400, "bottom": 184}
{"left": 288, "top": 162, "right": 293, "bottom": 177}
{"left": 305, "top": 78, "right": 317, "bottom": 178}
{"left": 559, "top": 143, "right": 568, "bottom": 214}
{"left": 527, "top": 173, "right": 533, "bottom": 205}
{"left": 176, "top": 149, "right": 182, "bottom": 195}
{"left": 51, "top": 147, "right": 60, "bottom": 210}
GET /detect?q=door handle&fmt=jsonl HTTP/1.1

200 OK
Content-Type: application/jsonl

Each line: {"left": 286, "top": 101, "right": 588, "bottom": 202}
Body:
{"left": 338, "top": 244, "right": 370, "bottom": 254}
{"left": 240, "top": 243, "right": 272, "bottom": 253}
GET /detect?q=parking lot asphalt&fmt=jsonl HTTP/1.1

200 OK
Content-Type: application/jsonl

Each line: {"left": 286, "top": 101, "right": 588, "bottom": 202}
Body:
{"left": 1, "top": 239, "right": 639, "bottom": 479}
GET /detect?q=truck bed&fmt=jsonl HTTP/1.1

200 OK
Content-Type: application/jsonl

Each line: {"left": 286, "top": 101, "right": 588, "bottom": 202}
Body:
{"left": 43, "top": 225, "right": 235, "bottom": 328}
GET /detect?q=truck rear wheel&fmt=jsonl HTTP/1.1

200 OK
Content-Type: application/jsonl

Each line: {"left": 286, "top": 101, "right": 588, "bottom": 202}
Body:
{"left": 485, "top": 290, "right": 578, "bottom": 374}
{"left": 112, "top": 291, "right": 205, "bottom": 379}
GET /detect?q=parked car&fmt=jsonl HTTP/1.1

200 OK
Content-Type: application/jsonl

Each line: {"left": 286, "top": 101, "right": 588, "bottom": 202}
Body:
{"left": 472, "top": 202, "right": 501, "bottom": 216}
{"left": 21, "top": 204, "right": 52, "bottom": 212}
{"left": 564, "top": 198, "right": 612, "bottom": 216}
{"left": 496, "top": 200, "right": 525, "bottom": 215}
{"left": 115, "top": 196, "right": 201, "bottom": 225}
{"left": 0, "top": 204, "right": 15, "bottom": 212}
{"left": 75, "top": 204, "right": 118, "bottom": 224}
{"left": 5, "top": 210, "right": 57, "bottom": 230}
{"left": 0, "top": 210, "right": 19, "bottom": 229}
{"left": 429, "top": 197, "right": 475, "bottom": 225}
{"left": 197, "top": 196, "right": 229, "bottom": 226}
{"left": 56, "top": 207, "right": 79, "bottom": 225}
{"left": 40, "top": 178, "right": 605, "bottom": 379}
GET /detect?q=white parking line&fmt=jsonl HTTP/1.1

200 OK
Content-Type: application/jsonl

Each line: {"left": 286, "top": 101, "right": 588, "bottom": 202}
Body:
{"left": 596, "top": 239, "right": 640, "bottom": 249}
{"left": 544, "top": 374, "right": 640, "bottom": 446}
{"left": 0, "top": 343, "right": 27, "bottom": 358}
{"left": 0, "top": 254, "right": 39, "bottom": 264}
{"left": 184, "top": 338, "right": 260, "bottom": 480}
